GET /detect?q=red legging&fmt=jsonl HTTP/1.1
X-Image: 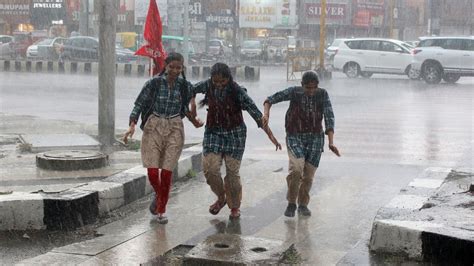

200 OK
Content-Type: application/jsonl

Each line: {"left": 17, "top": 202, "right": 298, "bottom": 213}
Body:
{"left": 147, "top": 168, "right": 173, "bottom": 214}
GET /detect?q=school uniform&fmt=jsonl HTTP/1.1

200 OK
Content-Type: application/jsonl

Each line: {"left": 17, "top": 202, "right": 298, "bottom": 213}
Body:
{"left": 265, "top": 86, "right": 335, "bottom": 206}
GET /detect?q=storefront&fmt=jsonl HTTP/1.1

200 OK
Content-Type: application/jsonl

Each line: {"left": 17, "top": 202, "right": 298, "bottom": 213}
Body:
{"left": 0, "top": 0, "right": 31, "bottom": 35}
{"left": 298, "top": 0, "right": 351, "bottom": 42}
{"left": 30, "top": 0, "right": 67, "bottom": 36}
{"left": 239, "top": 0, "right": 298, "bottom": 41}
{"left": 352, "top": 0, "right": 385, "bottom": 36}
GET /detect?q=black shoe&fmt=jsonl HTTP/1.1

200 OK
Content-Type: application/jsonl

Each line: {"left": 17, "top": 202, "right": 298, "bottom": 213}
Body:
{"left": 149, "top": 193, "right": 157, "bottom": 215}
{"left": 297, "top": 205, "right": 312, "bottom": 216}
{"left": 284, "top": 203, "right": 297, "bottom": 217}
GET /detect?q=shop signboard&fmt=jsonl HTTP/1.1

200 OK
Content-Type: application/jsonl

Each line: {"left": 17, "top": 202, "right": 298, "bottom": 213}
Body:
{"left": 239, "top": 0, "right": 297, "bottom": 29}
{"left": 275, "top": 0, "right": 297, "bottom": 29}
{"left": 239, "top": 0, "right": 277, "bottom": 28}
{"left": 353, "top": 0, "right": 384, "bottom": 27}
{"left": 31, "top": 0, "right": 67, "bottom": 28}
{"left": 0, "top": 0, "right": 30, "bottom": 24}
{"left": 303, "top": 2, "right": 347, "bottom": 25}
{"left": 189, "top": 0, "right": 204, "bottom": 23}
{"left": 202, "top": 0, "right": 235, "bottom": 29}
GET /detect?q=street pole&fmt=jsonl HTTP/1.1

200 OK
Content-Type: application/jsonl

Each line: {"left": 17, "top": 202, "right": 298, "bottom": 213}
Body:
{"left": 315, "top": 0, "right": 331, "bottom": 80}
{"left": 183, "top": 0, "right": 189, "bottom": 68}
{"left": 389, "top": 0, "right": 394, "bottom": 38}
{"left": 79, "top": 0, "right": 87, "bottom": 35}
{"left": 98, "top": 0, "right": 117, "bottom": 150}
{"left": 319, "top": 0, "right": 326, "bottom": 69}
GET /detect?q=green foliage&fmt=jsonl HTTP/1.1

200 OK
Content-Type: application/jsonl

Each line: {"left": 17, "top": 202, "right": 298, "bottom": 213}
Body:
{"left": 187, "top": 169, "right": 197, "bottom": 178}
{"left": 279, "top": 244, "right": 303, "bottom": 264}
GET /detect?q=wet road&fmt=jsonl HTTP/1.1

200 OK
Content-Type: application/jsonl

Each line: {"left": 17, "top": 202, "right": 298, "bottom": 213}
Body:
{"left": 1, "top": 68, "right": 472, "bottom": 166}
{"left": 1, "top": 68, "right": 473, "bottom": 264}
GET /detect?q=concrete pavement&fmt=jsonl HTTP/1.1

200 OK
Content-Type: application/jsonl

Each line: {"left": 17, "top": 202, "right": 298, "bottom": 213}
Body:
{"left": 0, "top": 112, "right": 202, "bottom": 231}
{"left": 1, "top": 112, "right": 472, "bottom": 264}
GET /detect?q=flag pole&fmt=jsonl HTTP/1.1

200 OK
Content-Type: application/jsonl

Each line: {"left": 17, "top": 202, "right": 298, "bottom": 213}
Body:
{"left": 149, "top": 58, "right": 153, "bottom": 77}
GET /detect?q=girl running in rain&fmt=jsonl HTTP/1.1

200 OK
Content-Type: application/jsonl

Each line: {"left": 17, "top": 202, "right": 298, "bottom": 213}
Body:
{"left": 123, "top": 52, "right": 203, "bottom": 224}
{"left": 192, "top": 62, "right": 281, "bottom": 219}
{"left": 263, "top": 71, "right": 340, "bottom": 217}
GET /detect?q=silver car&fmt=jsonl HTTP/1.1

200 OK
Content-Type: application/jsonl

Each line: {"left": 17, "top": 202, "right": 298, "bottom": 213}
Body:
{"left": 240, "top": 40, "right": 264, "bottom": 60}
{"left": 34, "top": 37, "right": 67, "bottom": 61}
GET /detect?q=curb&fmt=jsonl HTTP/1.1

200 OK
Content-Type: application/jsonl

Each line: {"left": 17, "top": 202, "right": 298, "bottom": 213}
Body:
{"left": 369, "top": 167, "right": 474, "bottom": 263}
{"left": 0, "top": 148, "right": 202, "bottom": 231}
{"left": 0, "top": 60, "right": 260, "bottom": 80}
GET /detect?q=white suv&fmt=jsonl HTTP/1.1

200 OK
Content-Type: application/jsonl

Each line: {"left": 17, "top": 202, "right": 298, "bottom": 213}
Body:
{"left": 411, "top": 36, "right": 474, "bottom": 84}
{"left": 333, "top": 38, "right": 417, "bottom": 79}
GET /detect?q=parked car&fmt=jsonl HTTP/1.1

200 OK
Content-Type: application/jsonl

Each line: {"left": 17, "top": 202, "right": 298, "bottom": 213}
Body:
{"left": 404, "top": 40, "right": 419, "bottom": 48}
{"left": 10, "top": 32, "right": 33, "bottom": 58}
{"left": 115, "top": 44, "right": 139, "bottom": 63}
{"left": 62, "top": 36, "right": 98, "bottom": 62}
{"left": 333, "top": 38, "right": 418, "bottom": 79}
{"left": 0, "top": 35, "right": 13, "bottom": 59}
{"left": 63, "top": 36, "right": 139, "bottom": 63}
{"left": 325, "top": 38, "right": 346, "bottom": 65}
{"left": 0, "top": 35, "right": 12, "bottom": 45}
{"left": 161, "top": 35, "right": 195, "bottom": 55}
{"left": 208, "top": 38, "right": 232, "bottom": 57}
{"left": 411, "top": 36, "right": 474, "bottom": 84}
{"left": 26, "top": 39, "right": 45, "bottom": 59}
{"left": 240, "top": 40, "right": 264, "bottom": 60}
{"left": 33, "top": 37, "right": 67, "bottom": 61}
{"left": 266, "top": 37, "right": 288, "bottom": 62}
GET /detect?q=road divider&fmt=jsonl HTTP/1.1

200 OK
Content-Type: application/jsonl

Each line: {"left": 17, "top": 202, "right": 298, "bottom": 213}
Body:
{"left": 0, "top": 60, "right": 260, "bottom": 81}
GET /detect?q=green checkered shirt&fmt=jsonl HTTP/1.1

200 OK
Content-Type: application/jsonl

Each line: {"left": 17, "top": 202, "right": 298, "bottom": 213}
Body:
{"left": 267, "top": 86, "right": 335, "bottom": 167}
{"left": 130, "top": 75, "right": 192, "bottom": 125}
{"left": 193, "top": 79, "right": 263, "bottom": 160}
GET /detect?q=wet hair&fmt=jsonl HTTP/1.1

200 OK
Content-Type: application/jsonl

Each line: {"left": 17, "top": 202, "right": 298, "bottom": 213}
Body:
{"left": 158, "top": 52, "right": 187, "bottom": 80}
{"left": 199, "top": 62, "right": 237, "bottom": 107}
{"left": 302, "top": 71, "right": 319, "bottom": 85}
{"left": 210, "top": 62, "right": 234, "bottom": 83}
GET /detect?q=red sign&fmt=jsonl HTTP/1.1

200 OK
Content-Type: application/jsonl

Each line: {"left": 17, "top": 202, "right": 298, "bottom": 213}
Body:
{"left": 353, "top": 0, "right": 384, "bottom": 27}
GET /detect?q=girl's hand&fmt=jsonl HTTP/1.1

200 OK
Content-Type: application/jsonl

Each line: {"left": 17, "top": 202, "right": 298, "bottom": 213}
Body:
{"left": 328, "top": 143, "right": 341, "bottom": 157}
{"left": 263, "top": 125, "right": 282, "bottom": 151}
{"left": 123, "top": 124, "right": 136, "bottom": 144}
{"left": 191, "top": 117, "right": 204, "bottom": 128}
{"left": 269, "top": 134, "right": 282, "bottom": 151}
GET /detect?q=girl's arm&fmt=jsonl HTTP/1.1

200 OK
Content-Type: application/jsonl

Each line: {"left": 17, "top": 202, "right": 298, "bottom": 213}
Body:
{"left": 186, "top": 96, "right": 204, "bottom": 128}
{"left": 262, "top": 101, "right": 272, "bottom": 128}
{"left": 322, "top": 90, "right": 340, "bottom": 156}
{"left": 262, "top": 87, "right": 294, "bottom": 128}
{"left": 262, "top": 124, "right": 282, "bottom": 151}
{"left": 123, "top": 79, "right": 154, "bottom": 143}
{"left": 327, "top": 130, "right": 340, "bottom": 156}
{"left": 183, "top": 80, "right": 204, "bottom": 128}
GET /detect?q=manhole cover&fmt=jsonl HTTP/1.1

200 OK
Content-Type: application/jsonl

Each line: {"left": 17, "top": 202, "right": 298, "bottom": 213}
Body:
{"left": 43, "top": 150, "right": 103, "bottom": 159}
{"left": 36, "top": 150, "right": 108, "bottom": 171}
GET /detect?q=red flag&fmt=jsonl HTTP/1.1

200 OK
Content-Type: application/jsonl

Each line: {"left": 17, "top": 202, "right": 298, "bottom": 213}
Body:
{"left": 135, "top": 0, "right": 167, "bottom": 75}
